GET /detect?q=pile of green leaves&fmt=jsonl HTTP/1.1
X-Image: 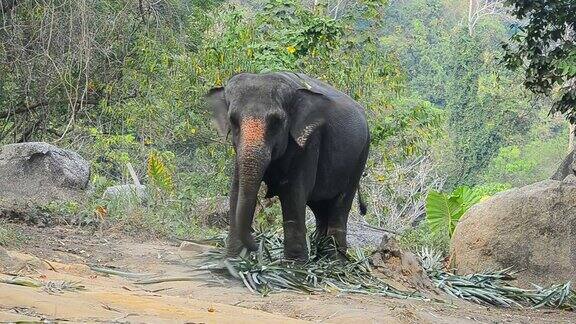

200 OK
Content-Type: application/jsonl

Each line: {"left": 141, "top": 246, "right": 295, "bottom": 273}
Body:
{"left": 430, "top": 269, "right": 576, "bottom": 310}
{"left": 418, "top": 249, "right": 576, "bottom": 309}
{"left": 199, "top": 228, "right": 576, "bottom": 310}
{"left": 198, "top": 228, "right": 422, "bottom": 299}
{"left": 432, "top": 269, "right": 576, "bottom": 309}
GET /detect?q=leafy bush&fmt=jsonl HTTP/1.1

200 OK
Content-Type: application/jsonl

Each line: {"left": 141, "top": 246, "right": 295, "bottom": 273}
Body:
{"left": 481, "top": 135, "right": 568, "bottom": 188}
{"left": 147, "top": 151, "right": 175, "bottom": 193}
{"left": 472, "top": 182, "right": 512, "bottom": 197}
{"left": 0, "top": 221, "right": 23, "bottom": 247}
{"left": 1, "top": 0, "right": 565, "bottom": 246}
{"left": 400, "top": 223, "right": 450, "bottom": 254}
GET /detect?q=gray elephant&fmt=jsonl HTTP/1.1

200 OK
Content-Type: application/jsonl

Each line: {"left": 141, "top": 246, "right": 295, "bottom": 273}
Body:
{"left": 207, "top": 72, "right": 370, "bottom": 261}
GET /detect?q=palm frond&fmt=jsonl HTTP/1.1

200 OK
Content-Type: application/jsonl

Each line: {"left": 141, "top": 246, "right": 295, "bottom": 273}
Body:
{"left": 198, "top": 228, "right": 423, "bottom": 299}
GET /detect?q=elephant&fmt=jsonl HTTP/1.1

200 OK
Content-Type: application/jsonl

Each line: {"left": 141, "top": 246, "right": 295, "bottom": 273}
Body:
{"left": 207, "top": 72, "right": 370, "bottom": 261}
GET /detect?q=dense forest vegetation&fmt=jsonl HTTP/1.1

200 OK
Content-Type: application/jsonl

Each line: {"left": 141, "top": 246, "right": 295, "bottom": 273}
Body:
{"left": 0, "top": 0, "right": 573, "bottom": 250}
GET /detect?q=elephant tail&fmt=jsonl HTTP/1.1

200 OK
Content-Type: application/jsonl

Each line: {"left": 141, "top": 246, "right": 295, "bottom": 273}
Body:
{"left": 357, "top": 186, "right": 367, "bottom": 215}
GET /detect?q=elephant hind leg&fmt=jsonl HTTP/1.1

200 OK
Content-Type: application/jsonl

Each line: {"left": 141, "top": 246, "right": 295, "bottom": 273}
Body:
{"left": 308, "top": 200, "right": 330, "bottom": 241}
{"left": 325, "top": 142, "right": 369, "bottom": 254}
{"left": 308, "top": 193, "right": 354, "bottom": 258}
{"left": 326, "top": 190, "right": 356, "bottom": 253}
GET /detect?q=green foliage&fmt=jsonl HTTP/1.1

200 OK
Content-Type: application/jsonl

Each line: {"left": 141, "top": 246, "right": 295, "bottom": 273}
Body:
{"left": 176, "top": 144, "right": 234, "bottom": 201}
{"left": 40, "top": 200, "right": 101, "bottom": 227}
{"left": 442, "top": 28, "right": 541, "bottom": 186}
{"left": 85, "top": 128, "right": 142, "bottom": 183}
{"left": 371, "top": 99, "right": 445, "bottom": 157}
{"left": 382, "top": 0, "right": 544, "bottom": 187}
{"left": 147, "top": 151, "right": 175, "bottom": 193}
{"left": 400, "top": 223, "right": 450, "bottom": 255}
{"left": 255, "top": 201, "right": 283, "bottom": 228}
{"left": 0, "top": 0, "right": 568, "bottom": 244}
{"left": 0, "top": 221, "right": 23, "bottom": 247}
{"left": 101, "top": 194, "right": 219, "bottom": 239}
{"left": 203, "top": 0, "right": 345, "bottom": 76}
{"left": 427, "top": 266, "right": 576, "bottom": 309}
{"left": 201, "top": 226, "right": 423, "bottom": 299}
{"left": 426, "top": 186, "right": 482, "bottom": 237}
{"left": 472, "top": 182, "right": 512, "bottom": 197}
{"left": 481, "top": 134, "right": 568, "bottom": 188}
{"left": 503, "top": 0, "right": 576, "bottom": 121}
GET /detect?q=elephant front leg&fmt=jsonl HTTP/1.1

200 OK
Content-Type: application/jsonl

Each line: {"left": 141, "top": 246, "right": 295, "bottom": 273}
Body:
{"left": 279, "top": 189, "right": 309, "bottom": 262}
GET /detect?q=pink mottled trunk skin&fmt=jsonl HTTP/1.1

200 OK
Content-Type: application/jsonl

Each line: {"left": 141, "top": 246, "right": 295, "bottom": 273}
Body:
{"left": 234, "top": 117, "right": 270, "bottom": 251}
{"left": 240, "top": 117, "right": 266, "bottom": 149}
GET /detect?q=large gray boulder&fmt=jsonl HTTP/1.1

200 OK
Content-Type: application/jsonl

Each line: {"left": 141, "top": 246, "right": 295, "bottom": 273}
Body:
{"left": 346, "top": 219, "right": 390, "bottom": 250}
{"left": 0, "top": 142, "right": 90, "bottom": 223}
{"left": 450, "top": 177, "right": 576, "bottom": 287}
{"left": 194, "top": 196, "right": 229, "bottom": 229}
{"left": 102, "top": 184, "right": 147, "bottom": 202}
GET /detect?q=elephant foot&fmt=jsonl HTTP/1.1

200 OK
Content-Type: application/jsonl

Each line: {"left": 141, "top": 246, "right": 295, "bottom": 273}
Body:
{"left": 312, "top": 228, "right": 348, "bottom": 261}
{"left": 326, "top": 228, "right": 347, "bottom": 250}
{"left": 242, "top": 235, "right": 259, "bottom": 252}
{"left": 226, "top": 232, "right": 259, "bottom": 257}
{"left": 284, "top": 248, "right": 309, "bottom": 263}
{"left": 225, "top": 232, "right": 244, "bottom": 257}
{"left": 225, "top": 243, "right": 243, "bottom": 258}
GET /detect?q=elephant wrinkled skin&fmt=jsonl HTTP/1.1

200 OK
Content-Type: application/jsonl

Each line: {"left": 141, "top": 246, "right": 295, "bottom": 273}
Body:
{"left": 207, "top": 72, "right": 370, "bottom": 261}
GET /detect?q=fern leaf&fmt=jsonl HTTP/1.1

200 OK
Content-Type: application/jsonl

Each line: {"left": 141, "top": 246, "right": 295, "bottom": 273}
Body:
{"left": 147, "top": 152, "right": 173, "bottom": 192}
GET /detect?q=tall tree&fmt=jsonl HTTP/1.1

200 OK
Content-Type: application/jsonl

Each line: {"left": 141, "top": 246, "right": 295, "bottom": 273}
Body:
{"left": 503, "top": 0, "right": 576, "bottom": 121}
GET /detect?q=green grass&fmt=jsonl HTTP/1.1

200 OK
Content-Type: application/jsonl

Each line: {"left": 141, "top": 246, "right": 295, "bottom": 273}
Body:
{"left": 102, "top": 195, "right": 222, "bottom": 240}
{"left": 42, "top": 192, "right": 222, "bottom": 241}
{"left": 0, "top": 220, "right": 23, "bottom": 247}
{"left": 399, "top": 223, "right": 449, "bottom": 255}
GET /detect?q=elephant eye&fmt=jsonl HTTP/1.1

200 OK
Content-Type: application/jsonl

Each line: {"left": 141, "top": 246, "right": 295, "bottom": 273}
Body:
{"left": 229, "top": 113, "right": 239, "bottom": 128}
{"left": 266, "top": 113, "right": 284, "bottom": 133}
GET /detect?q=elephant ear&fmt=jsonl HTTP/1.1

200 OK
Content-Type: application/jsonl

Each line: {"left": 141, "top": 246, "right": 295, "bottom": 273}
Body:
{"left": 206, "top": 87, "right": 230, "bottom": 137}
{"left": 290, "top": 88, "right": 327, "bottom": 148}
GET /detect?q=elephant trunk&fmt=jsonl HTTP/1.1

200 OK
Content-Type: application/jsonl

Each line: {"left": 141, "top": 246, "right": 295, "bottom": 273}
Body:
{"left": 235, "top": 148, "right": 270, "bottom": 252}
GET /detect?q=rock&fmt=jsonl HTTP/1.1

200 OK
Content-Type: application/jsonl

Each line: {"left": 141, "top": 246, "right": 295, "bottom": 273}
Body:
{"left": 102, "top": 184, "right": 147, "bottom": 202}
{"left": 346, "top": 219, "right": 390, "bottom": 250}
{"left": 0, "top": 142, "right": 90, "bottom": 224}
{"left": 451, "top": 179, "right": 576, "bottom": 287}
{"left": 371, "top": 235, "right": 434, "bottom": 291}
{"left": 194, "top": 196, "right": 229, "bottom": 229}
{"left": 564, "top": 173, "right": 576, "bottom": 184}
{"left": 179, "top": 241, "right": 212, "bottom": 253}
{"left": 551, "top": 149, "right": 576, "bottom": 180}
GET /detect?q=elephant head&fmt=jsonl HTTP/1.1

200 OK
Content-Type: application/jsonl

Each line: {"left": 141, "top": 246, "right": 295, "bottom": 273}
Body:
{"left": 207, "top": 73, "right": 326, "bottom": 254}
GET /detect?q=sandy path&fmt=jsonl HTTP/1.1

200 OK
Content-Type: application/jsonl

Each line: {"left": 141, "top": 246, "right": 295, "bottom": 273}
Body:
{"left": 1, "top": 225, "right": 575, "bottom": 323}
{"left": 0, "top": 254, "right": 303, "bottom": 323}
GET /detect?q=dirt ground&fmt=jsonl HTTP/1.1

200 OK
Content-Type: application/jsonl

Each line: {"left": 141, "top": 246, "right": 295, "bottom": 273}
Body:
{"left": 1, "top": 224, "right": 575, "bottom": 323}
